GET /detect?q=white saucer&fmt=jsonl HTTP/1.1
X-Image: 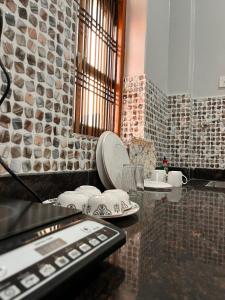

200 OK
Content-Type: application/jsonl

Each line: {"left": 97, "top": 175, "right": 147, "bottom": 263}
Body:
{"left": 43, "top": 198, "right": 58, "bottom": 204}
{"left": 43, "top": 199, "right": 140, "bottom": 219}
{"left": 144, "top": 180, "right": 172, "bottom": 190}
{"left": 97, "top": 201, "right": 139, "bottom": 219}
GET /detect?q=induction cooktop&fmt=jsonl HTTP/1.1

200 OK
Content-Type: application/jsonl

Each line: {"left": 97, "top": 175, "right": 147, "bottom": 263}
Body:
{"left": 0, "top": 199, "right": 126, "bottom": 300}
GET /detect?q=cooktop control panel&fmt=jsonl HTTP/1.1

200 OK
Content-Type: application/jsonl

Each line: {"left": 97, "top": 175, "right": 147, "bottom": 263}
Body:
{"left": 0, "top": 220, "right": 120, "bottom": 300}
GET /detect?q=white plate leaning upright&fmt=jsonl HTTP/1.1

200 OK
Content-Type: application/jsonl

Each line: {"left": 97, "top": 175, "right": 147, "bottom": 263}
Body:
{"left": 96, "top": 131, "right": 113, "bottom": 189}
{"left": 102, "top": 132, "right": 130, "bottom": 189}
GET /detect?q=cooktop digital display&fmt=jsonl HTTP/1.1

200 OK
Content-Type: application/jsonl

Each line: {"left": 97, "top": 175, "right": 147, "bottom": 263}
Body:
{"left": 35, "top": 238, "right": 67, "bottom": 256}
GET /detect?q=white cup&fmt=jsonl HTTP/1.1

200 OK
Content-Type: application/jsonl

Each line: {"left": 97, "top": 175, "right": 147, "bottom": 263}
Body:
{"left": 75, "top": 186, "right": 101, "bottom": 198}
{"left": 150, "top": 170, "right": 167, "bottom": 183}
{"left": 85, "top": 194, "right": 123, "bottom": 217}
{"left": 103, "top": 189, "right": 132, "bottom": 211}
{"left": 167, "top": 171, "right": 188, "bottom": 187}
{"left": 57, "top": 191, "right": 89, "bottom": 211}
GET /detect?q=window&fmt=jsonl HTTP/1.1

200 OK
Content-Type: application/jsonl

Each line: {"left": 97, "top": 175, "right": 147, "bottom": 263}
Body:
{"left": 74, "top": 0, "right": 126, "bottom": 137}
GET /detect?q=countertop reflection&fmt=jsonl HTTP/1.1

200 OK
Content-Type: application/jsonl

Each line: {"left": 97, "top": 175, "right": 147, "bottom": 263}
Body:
{"left": 50, "top": 180, "right": 225, "bottom": 300}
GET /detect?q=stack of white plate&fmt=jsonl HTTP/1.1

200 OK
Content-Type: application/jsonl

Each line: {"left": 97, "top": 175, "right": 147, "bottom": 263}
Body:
{"left": 96, "top": 131, "right": 130, "bottom": 189}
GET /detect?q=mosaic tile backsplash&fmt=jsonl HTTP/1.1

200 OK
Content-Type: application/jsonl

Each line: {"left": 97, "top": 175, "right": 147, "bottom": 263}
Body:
{"left": 168, "top": 94, "right": 192, "bottom": 168}
{"left": 168, "top": 95, "right": 225, "bottom": 169}
{"left": 0, "top": 0, "right": 98, "bottom": 175}
{"left": 121, "top": 75, "right": 169, "bottom": 165}
{"left": 0, "top": 0, "right": 224, "bottom": 175}
{"left": 122, "top": 75, "right": 225, "bottom": 169}
{"left": 121, "top": 75, "right": 146, "bottom": 143}
{"left": 144, "top": 77, "right": 169, "bottom": 164}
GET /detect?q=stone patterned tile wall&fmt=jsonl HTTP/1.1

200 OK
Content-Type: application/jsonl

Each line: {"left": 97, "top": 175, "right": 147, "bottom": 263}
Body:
{"left": 121, "top": 75, "right": 145, "bottom": 145}
{"left": 144, "top": 78, "right": 169, "bottom": 164}
{"left": 168, "top": 95, "right": 225, "bottom": 169}
{"left": 0, "top": 0, "right": 98, "bottom": 175}
{"left": 191, "top": 97, "right": 225, "bottom": 169}
{"left": 1, "top": 0, "right": 224, "bottom": 176}
{"left": 168, "top": 94, "right": 192, "bottom": 168}
{"left": 122, "top": 76, "right": 225, "bottom": 169}
{"left": 121, "top": 75, "right": 169, "bottom": 166}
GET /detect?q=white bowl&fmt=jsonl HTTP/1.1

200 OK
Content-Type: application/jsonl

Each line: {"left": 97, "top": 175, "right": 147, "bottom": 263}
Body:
{"left": 103, "top": 189, "right": 132, "bottom": 210}
{"left": 57, "top": 191, "right": 89, "bottom": 211}
{"left": 75, "top": 186, "right": 101, "bottom": 197}
{"left": 75, "top": 185, "right": 101, "bottom": 192}
{"left": 85, "top": 194, "right": 123, "bottom": 217}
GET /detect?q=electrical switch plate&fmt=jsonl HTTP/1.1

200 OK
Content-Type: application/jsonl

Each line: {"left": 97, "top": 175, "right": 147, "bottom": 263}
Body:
{"left": 219, "top": 76, "right": 225, "bottom": 88}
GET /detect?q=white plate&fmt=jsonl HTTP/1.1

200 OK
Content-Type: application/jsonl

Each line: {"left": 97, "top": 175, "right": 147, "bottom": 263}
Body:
{"left": 144, "top": 180, "right": 172, "bottom": 189}
{"left": 102, "top": 132, "right": 130, "bottom": 189}
{"left": 97, "top": 201, "right": 139, "bottom": 219}
{"left": 96, "top": 131, "right": 113, "bottom": 189}
{"left": 43, "top": 199, "right": 139, "bottom": 219}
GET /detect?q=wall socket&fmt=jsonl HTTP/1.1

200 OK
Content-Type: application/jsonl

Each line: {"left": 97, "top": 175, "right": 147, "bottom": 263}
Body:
{"left": 219, "top": 76, "right": 225, "bottom": 88}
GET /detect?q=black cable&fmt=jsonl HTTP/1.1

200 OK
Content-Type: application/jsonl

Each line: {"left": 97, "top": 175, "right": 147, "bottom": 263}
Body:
{"left": 0, "top": 57, "right": 42, "bottom": 203}
{"left": 0, "top": 9, "right": 2, "bottom": 43}
{"left": 0, "top": 157, "right": 42, "bottom": 202}
{"left": 0, "top": 59, "right": 10, "bottom": 105}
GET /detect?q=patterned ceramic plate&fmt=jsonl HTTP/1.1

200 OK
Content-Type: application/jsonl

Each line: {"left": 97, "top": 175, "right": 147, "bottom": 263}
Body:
{"left": 43, "top": 198, "right": 58, "bottom": 205}
{"left": 97, "top": 201, "right": 140, "bottom": 219}
{"left": 43, "top": 199, "right": 139, "bottom": 219}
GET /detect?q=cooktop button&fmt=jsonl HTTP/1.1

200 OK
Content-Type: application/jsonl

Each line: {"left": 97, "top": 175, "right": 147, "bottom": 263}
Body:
{"left": 89, "top": 238, "right": 100, "bottom": 247}
{"left": 80, "top": 226, "right": 92, "bottom": 234}
{"left": 39, "top": 264, "right": 56, "bottom": 277}
{"left": 97, "top": 234, "right": 108, "bottom": 241}
{"left": 79, "top": 243, "right": 91, "bottom": 253}
{"left": 93, "top": 225, "right": 101, "bottom": 231}
{"left": 68, "top": 249, "right": 81, "bottom": 260}
{"left": 21, "top": 274, "right": 40, "bottom": 289}
{"left": 0, "top": 266, "right": 7, "bottom": 279}
{"left": 55, "top": 256, "right": 69, "bottom": 268}
{"left": 0, "top": 285, "right": 20, "bottom": 300}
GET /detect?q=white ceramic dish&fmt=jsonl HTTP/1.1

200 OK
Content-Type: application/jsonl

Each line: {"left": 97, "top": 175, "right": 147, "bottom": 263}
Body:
{"left": 42, "top": 198, "right": 57, "bottom": 204}
{"left": 75, "top": 186, "right": 101, "bottom": 197}
{"left": 103, "top": 189, "right": 132, "bottom": 210}
{"left": 43, "top": 199, "right": 139, "bottom": 219}
{"left": 75, "top": 185, "right": 100, "bottom": 191}
{"left": 85, "top": 194, "right": 123, "bottom": 217}
{"left": 57, "top": 191, "right": 89, "bottom": 211}
{"left": 144, "top": 180, "right": 172, "bottom": 190}
{"left": 98, "top": 201, "right": 139, "bottom": 219}
{"left": 96, "top": 131, "right": 113, "bottom": 189}
{"left": 102, "top": 132, "right": 130, "bottom": 189}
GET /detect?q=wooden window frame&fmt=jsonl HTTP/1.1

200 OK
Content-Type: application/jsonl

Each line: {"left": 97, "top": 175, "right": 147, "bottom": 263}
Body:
{"left": 74, "top": 0, "right": 126, "bottom": 137}
{"left": 114, "top": 0, "right": 126, "bottom": 136}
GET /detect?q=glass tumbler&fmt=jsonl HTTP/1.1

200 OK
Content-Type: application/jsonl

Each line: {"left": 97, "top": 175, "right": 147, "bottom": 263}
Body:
{"left": 135, "top": 164, "right": 144, "bottom": 191}
{"left": 121, "top": 164, "right": 137, "bottom": 194}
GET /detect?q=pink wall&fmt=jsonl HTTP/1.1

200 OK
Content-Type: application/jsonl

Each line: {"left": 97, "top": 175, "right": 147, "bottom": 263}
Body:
{"left": 124, "top": 0, "right": 148, "bottom": 77}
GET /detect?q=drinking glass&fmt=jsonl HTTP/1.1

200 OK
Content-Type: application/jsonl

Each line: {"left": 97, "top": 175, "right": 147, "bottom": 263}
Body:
{"left": 135, "top": 164, "right": 144, "bottom": 191}
{"left": 121, "top": 164, "right": 137, "bottom": 194}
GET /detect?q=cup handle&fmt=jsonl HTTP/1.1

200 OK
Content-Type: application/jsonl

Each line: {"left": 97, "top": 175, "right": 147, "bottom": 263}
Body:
{"left": 182, "top": 175, "right": 188, "bottom": 185}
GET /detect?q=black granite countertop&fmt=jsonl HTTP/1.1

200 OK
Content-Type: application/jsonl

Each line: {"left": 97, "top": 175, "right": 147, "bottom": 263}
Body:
{"left": 47, "top": 180, "right": 225, "bottom": 300}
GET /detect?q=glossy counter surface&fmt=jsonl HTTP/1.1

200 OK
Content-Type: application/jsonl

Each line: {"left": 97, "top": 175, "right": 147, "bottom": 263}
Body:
{"left": 49, "top": 180, "right": 225, "bottom": 300}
